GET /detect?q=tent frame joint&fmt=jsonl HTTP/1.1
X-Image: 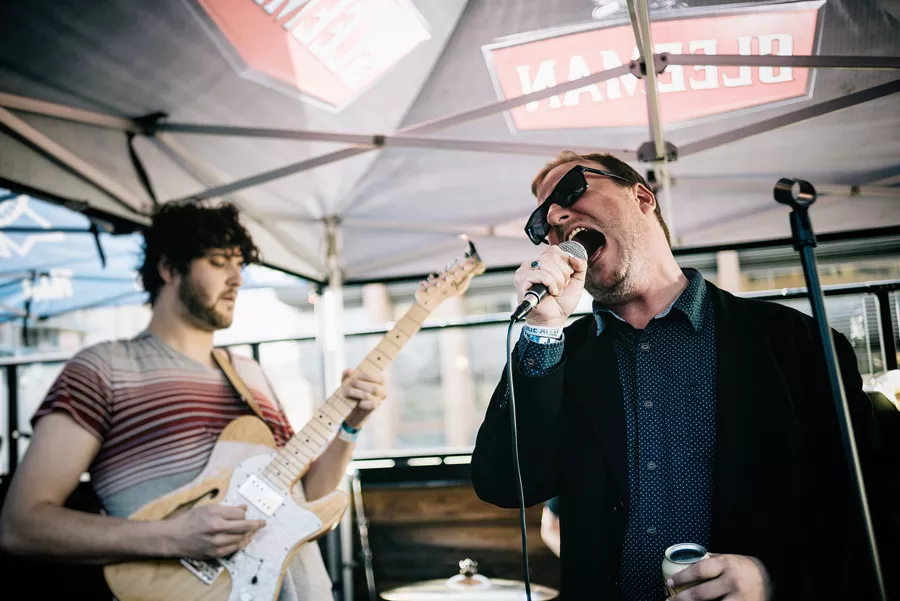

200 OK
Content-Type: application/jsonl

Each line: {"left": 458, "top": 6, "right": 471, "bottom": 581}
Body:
{"left": 134, "top": 111, "right": 168, "bottom": 137}
{"left": 629, "top": 54, "right": 668, "bottom": 79}
{"left": 637, "top": 141, "right": 678, "bottom": 163}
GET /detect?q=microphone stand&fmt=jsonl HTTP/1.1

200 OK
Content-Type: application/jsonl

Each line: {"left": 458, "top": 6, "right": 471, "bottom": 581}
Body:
{"left": 774, "top": 178, "right": 886, "bottom": 601}
{"left": 349, "top": 469, "right": 377, "bottom": 601}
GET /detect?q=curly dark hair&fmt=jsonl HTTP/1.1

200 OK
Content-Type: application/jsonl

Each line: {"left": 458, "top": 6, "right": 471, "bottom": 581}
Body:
{"left": 139, "top": 201, "right": 261, "bottom": 305}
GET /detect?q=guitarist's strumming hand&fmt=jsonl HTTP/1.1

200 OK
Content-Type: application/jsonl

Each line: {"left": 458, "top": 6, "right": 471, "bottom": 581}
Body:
{"left": 341, "top": 369, "right": 387, "bottom": 429}
{"left": 162, "top": 504, "right": 265, "bottom": 559}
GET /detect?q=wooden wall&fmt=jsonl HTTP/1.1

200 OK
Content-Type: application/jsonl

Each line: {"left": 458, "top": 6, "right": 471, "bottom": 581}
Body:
{"left": 350, "top": 481, "right": 561, "bottom": 600}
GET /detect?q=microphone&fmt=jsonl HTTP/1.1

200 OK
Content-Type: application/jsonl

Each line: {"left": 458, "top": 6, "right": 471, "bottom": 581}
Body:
{"left": 511, "top": 240, "right": 588, "bottom": 322}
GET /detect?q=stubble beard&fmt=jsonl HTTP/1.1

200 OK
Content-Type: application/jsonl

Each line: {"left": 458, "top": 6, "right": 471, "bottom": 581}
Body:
{"left": 178, "top": 276, "right": 233, "bottom": 330}
{"left": 584, "top": 220, "right": 649, "bottom": 306}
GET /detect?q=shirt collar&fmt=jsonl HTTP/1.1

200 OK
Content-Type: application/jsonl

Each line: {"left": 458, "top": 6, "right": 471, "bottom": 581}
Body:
{"left": 593, "top": 268, "right": 707, "bottom": 335}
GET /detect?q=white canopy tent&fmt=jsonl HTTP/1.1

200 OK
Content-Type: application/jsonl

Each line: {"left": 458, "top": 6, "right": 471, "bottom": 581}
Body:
{"left": 0, "top": 0, "right": 897, "bottom": 283}
{"left": 1, "top": 1, "right": 899, "bottom": 597}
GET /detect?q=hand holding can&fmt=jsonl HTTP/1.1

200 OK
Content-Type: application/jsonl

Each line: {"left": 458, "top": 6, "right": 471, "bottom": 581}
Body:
{"left": 662, "top": 542, "right": 710, "bottom": 596}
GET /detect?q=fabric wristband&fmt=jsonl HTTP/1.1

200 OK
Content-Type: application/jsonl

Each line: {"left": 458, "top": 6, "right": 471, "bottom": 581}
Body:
{"left": 337, "top": 420, "right": 361, "bottom": 443}
{"left": 522, "top": 324, "right": 564, "bottom": 344}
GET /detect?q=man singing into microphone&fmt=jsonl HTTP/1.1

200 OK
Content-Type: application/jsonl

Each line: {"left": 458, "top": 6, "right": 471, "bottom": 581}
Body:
{"left": 471, "top": 151, "right": 898, "bottom": 601}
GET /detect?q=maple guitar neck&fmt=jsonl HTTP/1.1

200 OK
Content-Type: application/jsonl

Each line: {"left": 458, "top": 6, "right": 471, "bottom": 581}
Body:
{"left": 261, "top": 301, "right": 433, "bottom": 490}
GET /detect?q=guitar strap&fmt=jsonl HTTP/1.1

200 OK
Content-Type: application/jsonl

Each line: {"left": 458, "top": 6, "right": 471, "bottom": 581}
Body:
{"left": 211, "top": 348, "right": 268, "bottom": 423}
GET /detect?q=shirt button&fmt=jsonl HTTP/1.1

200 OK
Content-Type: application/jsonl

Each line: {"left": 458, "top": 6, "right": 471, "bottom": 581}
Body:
{"left": 647, "top": 461, "right": 657, "bottom": 471}
{"left": 525, "top": 358, "right": 536, "bottom": 367}
{"left": 644, "top": 400, "right": 653, "bottom": 408}
{"left": 646, "top": 526, "right": 657, "bottom": 536}
{"left": 640, "top": 342, "right": 650, "bottom": 351}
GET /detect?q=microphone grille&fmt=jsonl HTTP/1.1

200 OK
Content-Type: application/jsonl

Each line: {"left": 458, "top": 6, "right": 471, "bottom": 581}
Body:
{"left": 558, "top": 240, "right": 588, "bottom": 261}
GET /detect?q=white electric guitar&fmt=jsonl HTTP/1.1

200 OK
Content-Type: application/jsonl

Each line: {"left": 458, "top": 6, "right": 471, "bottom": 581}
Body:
{"left": 103, "top": 242, "right": 485, "bottom": 601}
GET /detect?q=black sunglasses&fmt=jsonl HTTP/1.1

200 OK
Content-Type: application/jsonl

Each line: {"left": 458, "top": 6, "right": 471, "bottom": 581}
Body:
{"left": 525, "top": 165, "right": 631, "bottom": 245}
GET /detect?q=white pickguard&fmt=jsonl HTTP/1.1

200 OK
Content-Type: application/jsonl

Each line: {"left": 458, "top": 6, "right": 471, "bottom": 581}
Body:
{"left": 180, "top": 452, "right": 322, "bottom": 601}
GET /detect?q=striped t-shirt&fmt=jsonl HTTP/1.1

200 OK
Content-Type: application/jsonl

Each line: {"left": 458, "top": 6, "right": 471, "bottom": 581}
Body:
{"left": 33, "top": 331, "right": 294, "bottom": 500}
{"left": 31, "top": 331, "right": 333, "bottom": 601}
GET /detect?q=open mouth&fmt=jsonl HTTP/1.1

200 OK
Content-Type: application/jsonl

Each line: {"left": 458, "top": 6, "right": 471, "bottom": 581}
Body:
{"left": 567, "top": 226, "right": 607, "bottom": 265}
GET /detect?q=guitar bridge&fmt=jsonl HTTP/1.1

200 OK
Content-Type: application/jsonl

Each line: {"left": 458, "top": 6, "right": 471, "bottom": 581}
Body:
{"left": 180, "top": 557, "right": 224, "bottom": 585}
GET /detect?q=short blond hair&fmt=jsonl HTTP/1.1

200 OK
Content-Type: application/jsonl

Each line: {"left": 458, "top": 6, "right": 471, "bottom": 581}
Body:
{"left": 531, "top": 151, "right": 670, "bottom": 246}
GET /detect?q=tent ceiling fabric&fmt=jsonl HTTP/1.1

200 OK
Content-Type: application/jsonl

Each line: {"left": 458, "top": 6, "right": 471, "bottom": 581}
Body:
{"left": 0, "top": 0, "right": 898, "bottom": 283}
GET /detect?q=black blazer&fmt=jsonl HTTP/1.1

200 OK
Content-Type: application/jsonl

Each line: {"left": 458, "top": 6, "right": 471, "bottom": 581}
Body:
{"left": 471, "top": 282, "right": 899, "bottom": 601}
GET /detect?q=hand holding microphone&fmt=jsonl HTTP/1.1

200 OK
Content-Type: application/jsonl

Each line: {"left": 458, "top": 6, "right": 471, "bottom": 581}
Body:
{"left": 511, "top": 241, "right": 588, "bottom": 325}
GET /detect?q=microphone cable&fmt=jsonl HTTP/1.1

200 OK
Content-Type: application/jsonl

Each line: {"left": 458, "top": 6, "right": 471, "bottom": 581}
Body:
{"left": 506, "top": 318, "right": 533, "bottom": 601}
{"left": 503, "top": 241, "right": 584, "bottom": 600}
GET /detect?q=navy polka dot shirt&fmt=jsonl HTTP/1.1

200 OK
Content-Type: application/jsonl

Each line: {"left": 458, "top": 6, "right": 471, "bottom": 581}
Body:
{"left": 519, "top": 269, "right": 716, "bottom": 601}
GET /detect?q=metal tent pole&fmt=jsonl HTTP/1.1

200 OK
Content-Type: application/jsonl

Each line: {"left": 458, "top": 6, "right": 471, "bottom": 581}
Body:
{"left": 315, "top": 218, "right": 353, "bottom": 601}
{"left": 628, "top": 0, "right": 677, "bottom": 242}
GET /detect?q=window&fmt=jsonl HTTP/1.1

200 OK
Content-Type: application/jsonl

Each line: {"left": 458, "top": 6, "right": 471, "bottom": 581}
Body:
{"left": 258, "top": 340, "right": 324, "bottom": 431}
{"left": 770, "top": 295, "right": 885, "bottom": 376}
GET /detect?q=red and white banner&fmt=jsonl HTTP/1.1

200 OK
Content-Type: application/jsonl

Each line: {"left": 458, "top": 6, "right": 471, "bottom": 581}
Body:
{"left": 483, "top": 1, "right": 824, "bottom": 130}
{"left": 197, "top": 0, "right": 430, "bottom": 110}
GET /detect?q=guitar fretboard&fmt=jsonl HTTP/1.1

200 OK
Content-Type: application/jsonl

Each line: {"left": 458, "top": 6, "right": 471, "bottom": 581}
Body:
{"left": 262, "top": 302, "right": 432, "bottom": 490}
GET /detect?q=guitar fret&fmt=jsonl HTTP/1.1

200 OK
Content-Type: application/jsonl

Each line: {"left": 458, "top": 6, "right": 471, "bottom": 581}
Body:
{"left": 330, "top": 396, "right": 355, "bottom": 414}
{"left": 271, "top": 474, "right": 293, "bottom": 491}
{"left": 277, "top": 459, "right": 303, "bottom": 480}
{"left": 298, "top": 441, "right": 318, "bottom": 459}
{"left": 279, "top": 447, "right": 305, "bottom": 470}
{"left": 393, "top": 319, "right": 417, "bottom": 337}
{"left": 285, "top": 437, "right": 306, "bottom": 453}
{"left": 315, "top": 410, "right": 339, "bottom": 429}
{"left": 286, "top": 441, "right": 313, "bottom": 462}
{"left": 264, "top": 467, "right": 293, "bottom": 490}
{"left": 319, "top": 404, "right": 343, "bottom": 423}
{"left": 374, "top": 340, "right": 398, "bottom": 359}
{"left": 380, "top": 337, "right": 402, "bottom": 354}
{"left": 301, "top": 428, "right": 327, "bottom": 447}
{"left": 406, "top": 303, "right": 428, "bottom": 323}
{"left": 274, "top": 452, "right": 299, "bottom": 472}
{"left": 366, "top": 349, "right": 389, "bottom": 369}
{"left": 307, "top": 420, "right": 332, "bottom": 440}
{"left": 273, "top": 454, "right": 299, "bottom": 476}
{"left": 358, "top": 358, "right": 381, "bottom": 377}
{"left": 325, "top": 392, "right": 350, "bottom": 411}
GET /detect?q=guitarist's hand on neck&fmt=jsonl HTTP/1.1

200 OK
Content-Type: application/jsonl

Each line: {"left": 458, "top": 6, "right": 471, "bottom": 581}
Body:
{"left": 340, "top": 369, "right": 387, "bottom": 429}
{"left": 301, "top": 369, "right": 388, "bottom": 501}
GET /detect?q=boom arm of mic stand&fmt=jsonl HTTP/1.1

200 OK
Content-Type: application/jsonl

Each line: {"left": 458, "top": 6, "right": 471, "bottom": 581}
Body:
{"left": 774, "top": 178, "right": 886, "bottom": 601}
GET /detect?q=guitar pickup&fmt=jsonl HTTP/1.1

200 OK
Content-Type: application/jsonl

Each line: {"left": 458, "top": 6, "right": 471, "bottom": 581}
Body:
{"left": 238, "top": 474, "right": 285, "bottom": 517}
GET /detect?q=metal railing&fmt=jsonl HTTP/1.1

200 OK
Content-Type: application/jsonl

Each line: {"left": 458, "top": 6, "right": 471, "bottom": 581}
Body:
{"left": 2, "top": 279, "right": 898, "bottom": 475}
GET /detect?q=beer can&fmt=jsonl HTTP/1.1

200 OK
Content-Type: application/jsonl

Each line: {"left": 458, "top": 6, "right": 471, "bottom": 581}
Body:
{"left": 662, "top": 542, "right": 710, "bottom": 597}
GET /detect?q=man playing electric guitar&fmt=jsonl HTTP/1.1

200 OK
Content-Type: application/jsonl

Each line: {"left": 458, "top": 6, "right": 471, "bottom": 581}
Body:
{"left": 0, "top": 201, "right": 387, "bottom": 601}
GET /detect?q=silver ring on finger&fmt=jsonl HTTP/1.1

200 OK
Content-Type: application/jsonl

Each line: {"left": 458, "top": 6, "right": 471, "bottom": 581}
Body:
{"left": 530, "top": 260, "right": 540, "bottom": 270}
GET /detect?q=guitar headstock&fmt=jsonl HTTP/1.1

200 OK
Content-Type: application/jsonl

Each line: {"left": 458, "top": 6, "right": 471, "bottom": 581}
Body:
{"left": 415, "top": 239, "right": 486, "bottom": 309}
